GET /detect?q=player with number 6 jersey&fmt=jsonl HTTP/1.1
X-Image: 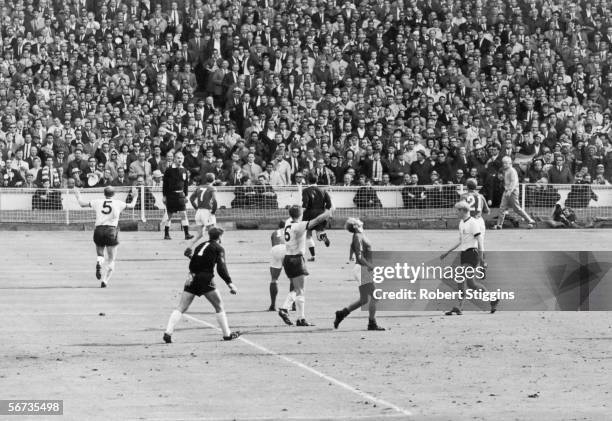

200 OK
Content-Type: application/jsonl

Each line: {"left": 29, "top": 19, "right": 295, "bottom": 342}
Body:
{"left": 73, "top": 186, "right": 137, "bottom": 287}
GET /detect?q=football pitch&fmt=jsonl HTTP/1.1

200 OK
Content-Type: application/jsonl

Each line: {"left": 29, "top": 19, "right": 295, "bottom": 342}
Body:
{"left": 1, "top": 229, "right": 611, "bottom": 421}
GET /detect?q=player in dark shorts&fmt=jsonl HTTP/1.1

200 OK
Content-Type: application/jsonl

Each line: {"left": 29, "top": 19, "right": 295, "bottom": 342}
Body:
{"left": 333, "top": 218, "right": 385, "bottom": 331}
{"left": 163, "top": 227, "right": 240, "bottom": 342}
{"left": 74, "top": 186, "right": 137, "bottom": 287}
{"left": 440, "top": 201, "right": 498, "bottom": 315}
{"left": 161, "top": 152, "right": 194, "bottom": 240}
{"left": 302, "top": 173, "right": 333, "bottom": 261}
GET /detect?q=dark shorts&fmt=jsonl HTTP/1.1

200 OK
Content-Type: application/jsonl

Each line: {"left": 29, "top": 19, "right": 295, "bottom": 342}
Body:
{"left": 460, "top": 248, "right": 479, "bottom": 267}
{"left": 303, "top": 208, "right": 327, "bottom": 231}
{"left": 184, "top": 272, "right": 216, "bottom": 297}
{"left": 283, "top": 255, "right": 309, "bottom": 279}
{"left": 359, "top": 282, "right": 375, "bottom": 302}
{"left": 93, "top": 226, "right": 119, "bottom": 247}
{"left": 166, "top": 192, "right": 187, "bottom": 213}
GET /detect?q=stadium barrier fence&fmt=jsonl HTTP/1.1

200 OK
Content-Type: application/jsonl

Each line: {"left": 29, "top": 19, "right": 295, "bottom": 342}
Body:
{"left": 0, "top": 184, "right": 611, "bottom": 225}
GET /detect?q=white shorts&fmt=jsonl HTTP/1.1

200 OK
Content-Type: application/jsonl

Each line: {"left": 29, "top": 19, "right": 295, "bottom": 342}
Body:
{"left": 351, "top": 264, "right": 361, "bottom": 282}
{"left": 270, "top": 244, "right": 286, "bottom": 269}
{"left": 195, "top": 209, "right": 216, "bottom": 227}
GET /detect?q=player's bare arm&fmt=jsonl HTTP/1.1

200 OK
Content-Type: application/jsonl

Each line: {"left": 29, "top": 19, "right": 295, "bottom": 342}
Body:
{"left": 440, "top": 241, "right": 461, "bottom": 260}
{"left": 305, "top": 209, "right": 332, "bottom": 231}
{"left": 125, "top": 186, "right": 139, "bottom": 209}
{"left": 73, "top": 188, "right": 91, "bottom": 208}
{"left": 189, "top": 189, "right": 199, "bottom": 209}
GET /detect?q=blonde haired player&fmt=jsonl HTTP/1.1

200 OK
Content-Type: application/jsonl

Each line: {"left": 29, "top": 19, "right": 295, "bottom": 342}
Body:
{"left": 74, "top": 186, "right": 137, "bottom": 288}
{"left": 185, "top": 173, "right": 217, "bottom": 257}
{"left": 440, "top": 201, "right": 499, "bottom": 314}
{"left": 333, "top": 218, "right": 385, "bottom": 331}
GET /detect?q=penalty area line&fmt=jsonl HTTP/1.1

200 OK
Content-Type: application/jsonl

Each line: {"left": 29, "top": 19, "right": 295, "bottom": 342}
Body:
{"left": 183, "top": 314, "right": 412, "bottom": 417}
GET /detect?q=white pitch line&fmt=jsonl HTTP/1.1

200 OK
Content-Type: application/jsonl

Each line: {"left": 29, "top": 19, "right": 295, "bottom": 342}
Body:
{"left": 144, "top": 415, "right": 408, "bottom": 421}
{"left": 183, "top": 314, "right": 412, "bottom": 418}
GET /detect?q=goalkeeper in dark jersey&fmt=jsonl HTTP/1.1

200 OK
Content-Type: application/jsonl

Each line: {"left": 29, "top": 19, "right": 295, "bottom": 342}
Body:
{"left": 163, "top": 227, "right": 240, "bottom": 343}
{"left": 302, "top": 173, "right": 333, "bottom": 261}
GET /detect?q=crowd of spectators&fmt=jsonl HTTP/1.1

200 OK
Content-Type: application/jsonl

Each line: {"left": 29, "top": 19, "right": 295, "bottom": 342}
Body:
{"left": 0, "top": 0, "right": 612, "bottom": 210}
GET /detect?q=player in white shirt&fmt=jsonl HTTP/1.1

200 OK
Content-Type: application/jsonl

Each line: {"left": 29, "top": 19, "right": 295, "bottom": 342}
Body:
{"left": 277, "top": 205, "right": 332, "bottom": 326}
{"left": 268, "top": 220, "right": 288, "bottom": 311}
{"left": 440, "top": 201, "right": 498, "bottom": 315}
{"left": 74, "top": 186, "right": 137, "bottom": 287}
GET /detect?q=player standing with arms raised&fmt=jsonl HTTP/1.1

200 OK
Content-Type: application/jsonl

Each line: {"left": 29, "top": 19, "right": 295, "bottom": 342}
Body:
{"left": 277, "top": 205, "right": 332, "bottom": 326}
{"left": 302, "top": 174, "right": 333, "bottom": 261}
{"left": 184, "top": 173, "right": 217, "bottom": 257}
{"left": 333, "top": 218, "right": 385, "bottom": 331}
{"left": 494, "top": 156, "right": 536, "bottom": 229}
{"left": 163, "top": 227, "right": 240, "bottom": 343}
{"left": 440, "top": 201, "right": 499, "bottom": 314}
{"left": 161, "top": 152, "right": 194, "bottom": 240}
{"left": 73, "top": 186, "right": 138, "bottom": 288}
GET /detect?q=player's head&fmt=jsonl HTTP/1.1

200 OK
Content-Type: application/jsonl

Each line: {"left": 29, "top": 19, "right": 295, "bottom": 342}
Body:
{"left": 278, "top": 220, "right": 285, "bottom": 229}
{"left": 345, "top": 217, "right": 364, "bottom": 233}
{"left": 466, "top": 178, "right": 477, "bottom": 191}
{"left": 204, "top": 172, "right": 215, "bottom": 184}
{"left": 307, "top": 173, "right": 318, "bottom": 185}
{"left": 288, "top": 204, "right": 302, "bottom": 220}
{"left": 208, "top": 226, "right": 224, "bottom": 241}
{"left": 454, "top": 200, "right": 470, "bottom": 217}
{"left": 103, "top": 186, "right": 115, "bottom": 198}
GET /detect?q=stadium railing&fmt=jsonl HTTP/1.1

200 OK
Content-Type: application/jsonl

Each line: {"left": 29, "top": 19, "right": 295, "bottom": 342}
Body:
{"left": 1, "top": 183, "right": 611, "bottom": 224}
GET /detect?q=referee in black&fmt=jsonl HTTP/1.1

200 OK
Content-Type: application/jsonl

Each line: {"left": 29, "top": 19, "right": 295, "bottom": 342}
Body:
{"left": 161, "top": 152, "right": 194, "bottom": 240}
{"left": 163, "top": 227, "right": 240, "bottom": 342}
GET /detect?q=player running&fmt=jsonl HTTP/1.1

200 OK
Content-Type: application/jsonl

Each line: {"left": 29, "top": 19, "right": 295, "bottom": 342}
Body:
{"left": 333, "top": 218, "right": 385, "bottom": 331}
{"left": 494, "top": 156, "right": 536, "bottom": 229}
{"left": 268, "top": 220, "right": 289, "bottom": 311}
{"left": 302, "top": 174, "right": 333, "bottom": 262}
{"left": 277, "top": 205, "right": 332, "bottom": 326}
{"left": 73, "top": 186, "right": 138, "bottom": 288}
{"left": 161, "top": 152, "right": 194, "bottom": 240}
{"left": 440, "top": 201, "right": 499, "bottom": 315}
{"left": 460, "top": 178, "right": 490, "bottom": 251}
{"left": 163, "top": 227, "right": 240, "bottom": 343}
{"left": 184, "top": 173, "right": 217, "bottom": 257}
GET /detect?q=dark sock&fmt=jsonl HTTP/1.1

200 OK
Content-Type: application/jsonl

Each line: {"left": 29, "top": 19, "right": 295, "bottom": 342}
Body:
{"left": 269, "top": 282, "right": 278, "bottom": 305}
{"left": 164, "top": 226, "right": 170, "bottom": 235}
{"left": 342, "top": 307, "right": 350, "bottom": 316}
{"left": 368, "top": 318, "right": 376, "bottom": 325}
{"left": 309, "top": 247, "right": 315, "bottom": 257}
{"left": 289, "top": 280, "right": 294, "bottom": 292}
{"left": 183, "top": 226, "right": 189, "bottom": 235}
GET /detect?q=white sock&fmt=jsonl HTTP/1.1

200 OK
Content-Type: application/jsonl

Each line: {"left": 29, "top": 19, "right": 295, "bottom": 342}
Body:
{"left": 104, "top": 261, "right": 115, "bottom": 284}
{"left": 96, "top": 256, "right": 104, "bottom": 265}
{"left": 161, "top": 212, "right": 170, "bottom": 228}
{"left": 165, "top": 310, "right": 182, "bottom": 335}
{"left": 282, "top": 291, "right": 296, "bottom": 310}
{"left": 181, "top": 214, "right": 189, "bottom": 227}
{"left": 295, "top": 295, "right": 305, "bottom": 319}
{"left": 216, "top": 311, "right": 231, "bottom": 337}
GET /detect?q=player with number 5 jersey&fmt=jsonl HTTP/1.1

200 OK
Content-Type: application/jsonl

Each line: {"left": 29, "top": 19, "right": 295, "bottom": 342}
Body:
{"left": 74, "top": 186, "right": 138, "bottom": 287}
{"left": 277, "top": 205, "right": 332, "bottom": 327}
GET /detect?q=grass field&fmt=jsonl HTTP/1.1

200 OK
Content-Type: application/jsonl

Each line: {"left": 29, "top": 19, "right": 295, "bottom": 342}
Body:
{"left": 1, "top": 229, "right": 612, "bottom": 421}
